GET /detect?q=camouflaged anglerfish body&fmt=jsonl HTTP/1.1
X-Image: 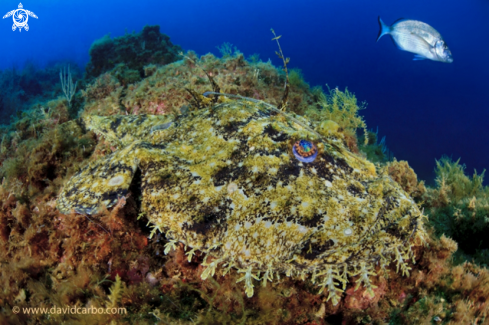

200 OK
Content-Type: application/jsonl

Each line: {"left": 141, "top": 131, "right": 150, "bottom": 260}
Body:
{"left": 58, "top": 99, "right": 426, "bottom": 304}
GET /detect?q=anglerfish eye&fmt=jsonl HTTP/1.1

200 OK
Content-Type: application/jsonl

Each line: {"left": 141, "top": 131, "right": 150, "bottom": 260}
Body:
{"left": 292, "top": 140, "right": 318, "bottom": 163}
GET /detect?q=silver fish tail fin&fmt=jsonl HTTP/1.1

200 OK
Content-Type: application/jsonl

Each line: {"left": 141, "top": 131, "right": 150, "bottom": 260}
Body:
{"left": 376, "top": 16, "right": 390, "bottom": 42}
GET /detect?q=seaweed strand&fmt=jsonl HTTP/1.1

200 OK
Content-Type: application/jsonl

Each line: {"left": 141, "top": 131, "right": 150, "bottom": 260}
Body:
{"left": 271, "top": 29, "right": 290, "bottom": 112}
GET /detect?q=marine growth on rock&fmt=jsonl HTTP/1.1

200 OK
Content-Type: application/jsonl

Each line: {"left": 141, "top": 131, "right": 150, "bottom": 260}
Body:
{"left": 58, "top": 96, "right": 426, "bottom": 305}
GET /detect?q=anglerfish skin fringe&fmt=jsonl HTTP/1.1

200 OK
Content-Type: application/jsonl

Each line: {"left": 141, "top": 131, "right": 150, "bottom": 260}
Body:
{"left": 57, "top": 99, "right": 426, "bottom": 305}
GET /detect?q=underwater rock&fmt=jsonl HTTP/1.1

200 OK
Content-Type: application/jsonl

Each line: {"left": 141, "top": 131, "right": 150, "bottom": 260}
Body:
{"left": 57, "top": 98, "right": 426, "bottom": 305}
{"left": 85, "top": 25, "right": 182, "bottom": 80}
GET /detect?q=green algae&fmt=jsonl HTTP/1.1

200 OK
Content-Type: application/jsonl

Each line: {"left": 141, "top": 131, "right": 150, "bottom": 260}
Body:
{"left": 424, "top": 157, "right": 489, "bottom": 267}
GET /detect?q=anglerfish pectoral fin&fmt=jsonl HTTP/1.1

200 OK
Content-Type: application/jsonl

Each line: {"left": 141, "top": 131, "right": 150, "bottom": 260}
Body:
{"left": 57, "top": 141, "right": 145, "bottom": 215}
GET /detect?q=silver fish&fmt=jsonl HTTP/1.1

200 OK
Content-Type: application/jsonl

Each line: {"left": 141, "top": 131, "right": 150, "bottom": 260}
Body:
{"left": 377, "top": 17, "right": 453, "bottom": 63}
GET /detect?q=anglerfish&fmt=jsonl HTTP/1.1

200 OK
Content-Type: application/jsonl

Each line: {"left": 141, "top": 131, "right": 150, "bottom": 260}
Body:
{"left": 58, "top": 97, "right": 426, "bottom": 304}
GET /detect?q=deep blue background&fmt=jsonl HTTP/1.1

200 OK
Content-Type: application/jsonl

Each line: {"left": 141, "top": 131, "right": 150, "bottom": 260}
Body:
{"left": 1, "top": 0, "right": 488, "bottom": 184}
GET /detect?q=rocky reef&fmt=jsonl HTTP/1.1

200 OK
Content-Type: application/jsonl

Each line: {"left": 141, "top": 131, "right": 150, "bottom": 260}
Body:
{"left": 85, "top": 25, "right": 182, "bottom": 82}
{"left": 0, "top": 27, "right": 488, "bottom": 324}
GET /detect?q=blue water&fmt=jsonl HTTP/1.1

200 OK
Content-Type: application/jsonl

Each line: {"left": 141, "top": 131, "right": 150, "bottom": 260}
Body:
{"left": 1, "top": 0, "right": 488, "bottom": 184}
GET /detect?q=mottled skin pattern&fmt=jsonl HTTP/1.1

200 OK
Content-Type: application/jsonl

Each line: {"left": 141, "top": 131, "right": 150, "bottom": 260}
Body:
{"left": 58, "top": 99, "right": 426, "bottom": 304}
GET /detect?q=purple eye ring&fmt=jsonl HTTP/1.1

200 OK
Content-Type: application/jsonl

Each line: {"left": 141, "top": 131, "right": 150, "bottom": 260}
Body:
{"left": 293, "top": 140, "right": 318, "bottom": 163}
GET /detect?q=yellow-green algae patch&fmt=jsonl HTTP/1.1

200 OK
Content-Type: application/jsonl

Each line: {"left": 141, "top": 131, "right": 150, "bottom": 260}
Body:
{"left": 57, "top": 100, "right": 426, "bottom": 305}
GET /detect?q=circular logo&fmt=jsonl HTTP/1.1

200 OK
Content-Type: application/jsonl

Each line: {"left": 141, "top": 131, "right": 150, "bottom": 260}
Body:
{"left": 13, "top": 9, "right": 28, "bottom": 28}
{"left": 12, "top": 306, "right": 20, "bottom": 314}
